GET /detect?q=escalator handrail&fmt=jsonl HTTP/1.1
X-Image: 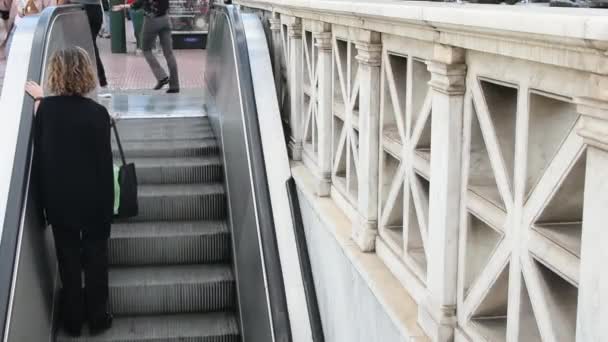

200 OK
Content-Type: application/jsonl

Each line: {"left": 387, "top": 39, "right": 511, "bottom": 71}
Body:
{"left": 211, "top": 4, "right": 293, "bottom": 342}
{"left": 0, "top": 5, "right": 85, "bottom": 339}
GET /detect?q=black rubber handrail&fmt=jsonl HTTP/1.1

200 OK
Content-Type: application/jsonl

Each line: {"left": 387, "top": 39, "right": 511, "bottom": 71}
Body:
{"left": 0, "top": 5, "right": 85, "bottom": 338}
{"left": 286, "top": 178, "right": 325, "bottom": 342}
{"left": 213, "top": 4, "right": 292, "bottom": 342}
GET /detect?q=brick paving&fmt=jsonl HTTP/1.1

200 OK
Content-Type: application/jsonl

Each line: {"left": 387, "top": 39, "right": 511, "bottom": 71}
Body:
{"left": 0, "top": 21, "right": 207, "bottom": 94}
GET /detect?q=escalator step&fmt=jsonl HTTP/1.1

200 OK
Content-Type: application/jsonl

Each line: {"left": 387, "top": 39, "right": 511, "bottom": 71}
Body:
{"left": 55, "top": 312, "right": 240, "bottom": 342}
{"left": 110, "top": 221, "right": 231, "bottom": 265}
{"left": 115, "top": 156, "right": 223, "bottom": 185}
{"left": 114, "top": 138, "right": 219, "bottom": 158}
{"left": 112, "top": 125, "right": 214, "bottom": 142}
{"left": 109, "top": 264, "right": 235, "bottom": 315}
{"left": 131, "top": 184, "right": 226, "bottom": 222}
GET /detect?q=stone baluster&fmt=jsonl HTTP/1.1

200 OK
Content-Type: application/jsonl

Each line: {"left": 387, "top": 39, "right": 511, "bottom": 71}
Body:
{"left": 418, "top": 45, "right": 466, "bottom": 342}
{"left": 268, "top": 14, "right": 282, "bottom": 100}
{"left": 352, "top": 36, "right": 382, "bottom": 252}
{"left": 286, "top": 17, "right": 303, "bottom": 160}
{"left": 575, "top": 76, "right": 608, "bottom": 342}
{"left": 313, "top": 29, "right": 333, "bottom": 196}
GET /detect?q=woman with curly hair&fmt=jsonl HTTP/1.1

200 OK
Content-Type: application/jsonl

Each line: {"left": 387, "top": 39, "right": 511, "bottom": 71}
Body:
{"left": 25, "top": 47, "right": 113, "bottom": 338}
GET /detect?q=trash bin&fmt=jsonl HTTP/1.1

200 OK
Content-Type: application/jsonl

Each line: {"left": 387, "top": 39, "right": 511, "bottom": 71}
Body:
{"left": 110, "top": 0, "right": 126, "bottom": 53}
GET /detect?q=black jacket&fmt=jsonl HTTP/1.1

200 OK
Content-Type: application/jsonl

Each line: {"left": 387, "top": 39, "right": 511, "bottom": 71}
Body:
{"left": 34, "top": 96, "right": 114, "bottom": 234}
{"left": 131, "top": 0, "right": 169, "bottom": 17}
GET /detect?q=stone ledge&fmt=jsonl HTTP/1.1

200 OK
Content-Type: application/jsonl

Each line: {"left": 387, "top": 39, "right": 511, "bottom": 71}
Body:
{"left": 291, "top": 161, "right": 429, "bottom": 342}
{"left": 236, "top": 0, "right": 608, "bottom": 43}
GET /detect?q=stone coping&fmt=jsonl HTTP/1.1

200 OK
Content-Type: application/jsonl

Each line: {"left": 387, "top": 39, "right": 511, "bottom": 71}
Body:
{"left": 236, "top": 0, "right": 608, "bottom": 43}
{"left": 290, "top": 161, "right": 430, "bottom": 342}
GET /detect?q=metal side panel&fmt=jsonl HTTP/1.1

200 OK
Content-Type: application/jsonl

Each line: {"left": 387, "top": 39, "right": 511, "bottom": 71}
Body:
{"left": 205, "top": 4, "right": 291, "bottom": 342}
{"left": 240, "top": 13, "right": 315, "bottom": 342}
{"left": 0, "top": 6, "right": 96, "bottom": 342}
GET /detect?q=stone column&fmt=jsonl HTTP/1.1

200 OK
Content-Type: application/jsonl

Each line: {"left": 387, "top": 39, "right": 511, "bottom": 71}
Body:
{"left": 575, "top": 81, "right": 608, "bottom": 342}
{"left": 313, "top": 30, "right": 333, "bottom": 197}
{"left": 268, "top": 14, "right": 282, "bottom": 100}
{"left": 418, "top": 45, "right": 466, "bottom": 342}
{"left": 352, "top": 39, "right": 382, "bottom": 252}
{"left": 286, "top": 18, "right": 303, "bottom": 161}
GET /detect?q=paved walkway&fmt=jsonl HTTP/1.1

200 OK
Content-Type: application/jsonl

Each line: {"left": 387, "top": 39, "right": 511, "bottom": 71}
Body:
{"left": 0, "top": 21, "right": 207, "bottom": 94}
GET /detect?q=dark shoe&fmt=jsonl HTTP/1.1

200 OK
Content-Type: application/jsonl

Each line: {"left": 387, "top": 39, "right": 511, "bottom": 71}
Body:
{"left": 63, "top": 325, "right": 82, "bottom": 338}
{"left": 89, "top": 313, "right": 113, "bottom": 336}
{"left": 166, "top": 88, "right": 180, "bottom": 94}
{"left": 154, "top": 77, "right": 170, "bottom": 90}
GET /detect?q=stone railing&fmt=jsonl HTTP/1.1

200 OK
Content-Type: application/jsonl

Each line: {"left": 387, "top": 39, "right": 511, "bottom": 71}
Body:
{"left": 235, "top": 1, "right": 608, "bottom": 341}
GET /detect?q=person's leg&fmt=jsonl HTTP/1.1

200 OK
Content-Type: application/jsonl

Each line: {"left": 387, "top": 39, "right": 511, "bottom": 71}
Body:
{"left": 158, "top": 16, "right": 179, "bottom": 91}
{"left": 82, "top": 224, "right": 111, "bottom": 333}
{"left": 142, "top": 17, "right": 169, "bottom": 88}
{"left": 51, "top": 226, "right": 85, "bottom": 336}
{"left": 85, "top": 4, "right": 108, "bottom": 87}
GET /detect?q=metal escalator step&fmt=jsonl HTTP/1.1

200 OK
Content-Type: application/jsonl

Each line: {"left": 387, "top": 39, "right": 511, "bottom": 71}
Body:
{"left": 115, "top": 118, "right": 211, "bottom": 131}
{"left": 109, "top": 264, "right": 235, "bottom": 315}
{"left": 115, "top": 138, "right": 219, "bottom": 158}
{"left": 110, "top": 221, "right": 230, "bottom": 265}
{"left": 115, "top": 156, "right": 223, "bottom": 185}
{"left": 112, "top": 126, "right": 215, "bottom": 142}
{"left": 55, "top": 312, "right": 240, "bottom": 342}
{"left": 132, "top": 184, "right": 225, "bottom": 222}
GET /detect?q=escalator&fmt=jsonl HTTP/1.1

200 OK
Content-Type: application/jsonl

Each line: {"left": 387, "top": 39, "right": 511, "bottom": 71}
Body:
{"left": 0, "top": 3, "right": 323, "bottom": 342}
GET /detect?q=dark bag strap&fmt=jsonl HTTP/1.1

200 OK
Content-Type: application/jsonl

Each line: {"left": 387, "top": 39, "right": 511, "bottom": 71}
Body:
{"left": 111, "top": 118, "right": 127, "bottom": 166}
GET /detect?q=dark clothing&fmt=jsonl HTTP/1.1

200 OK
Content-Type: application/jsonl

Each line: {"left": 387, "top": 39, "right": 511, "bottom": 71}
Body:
{"left": 141, "top": 15, "right": 179, "bottom": 89}
{"left": 131, "top": 0, "right": 169, "bottom": 17}
{"left": 34, "top": 95, "right": 114, "bottom": 333}
{"left": 84, "top": 4, "right": 108, "bottom": 87}
{"left": 34, "top": 95, "right": 114, "bottom": 232}
{"left": 53, "top": 224, "right": 110, "bottom": 330}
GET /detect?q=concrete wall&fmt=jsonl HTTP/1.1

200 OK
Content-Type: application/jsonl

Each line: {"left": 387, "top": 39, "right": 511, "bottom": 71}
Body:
{"left": 298, "top": 188, "right": 404, "bottom": 342}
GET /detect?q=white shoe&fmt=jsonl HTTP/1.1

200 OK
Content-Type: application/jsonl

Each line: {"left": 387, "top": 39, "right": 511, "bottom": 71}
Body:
{"left": 98, "top": 86, "right": 112, "bottom": 98}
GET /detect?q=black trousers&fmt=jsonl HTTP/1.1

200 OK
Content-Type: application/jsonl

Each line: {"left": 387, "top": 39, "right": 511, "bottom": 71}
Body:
{"left": 84, "top": 4, "right": 108, "bottom": 87}
{"left": 52, "top": 224, "right": 110, "bottom": 330}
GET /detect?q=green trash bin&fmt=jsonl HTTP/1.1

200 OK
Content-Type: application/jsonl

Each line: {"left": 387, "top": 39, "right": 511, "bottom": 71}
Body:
{"left": 110, "top": 0, "right": 126, "bottom": 53}
{"left": 131, "top": 9, "right": 144, "bottom": 50}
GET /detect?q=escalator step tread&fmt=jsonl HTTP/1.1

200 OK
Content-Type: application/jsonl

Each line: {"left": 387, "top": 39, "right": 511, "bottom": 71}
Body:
{"left": 138, "top": 183, "right": 224, "bottom": 197}
{"left": 115, "top": 156, "right": 222, "bottom": 168}
{"left": 109, "top": 264, "right": 234, "bottom": 286}
{"left": 111, "top": 220, "right": 228, "bottom": 238}
{"left": 56, "top": 312, "right": 240, "bottom": 342}
{"left": 109, "top": 220, "right": 231, "bottom": 265}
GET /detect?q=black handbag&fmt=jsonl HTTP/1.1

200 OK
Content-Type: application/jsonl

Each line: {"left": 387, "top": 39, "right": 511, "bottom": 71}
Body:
{"left": 111, "top": 119, "right": 138, "bottom": 218}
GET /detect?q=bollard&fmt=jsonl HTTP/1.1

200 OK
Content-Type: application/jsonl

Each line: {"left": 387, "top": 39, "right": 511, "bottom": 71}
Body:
{"left": 110, "top": 0, "right": 126, "bottom": 53}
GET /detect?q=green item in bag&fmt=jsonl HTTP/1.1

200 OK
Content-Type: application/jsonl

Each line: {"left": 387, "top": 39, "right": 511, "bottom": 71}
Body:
{"left": 113, "top": 164, "right": 120, "bottom": 215}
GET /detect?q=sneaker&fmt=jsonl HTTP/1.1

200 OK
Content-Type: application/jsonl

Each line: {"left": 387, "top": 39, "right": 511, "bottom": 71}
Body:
{"left": 153, "top": 77, "right": 170, "bottom": 90}
{"left": 166, "top": 88, "right": 180, "bottom": 94}
{"left": 98, "top": 86, "right": 112, "bottom": 98}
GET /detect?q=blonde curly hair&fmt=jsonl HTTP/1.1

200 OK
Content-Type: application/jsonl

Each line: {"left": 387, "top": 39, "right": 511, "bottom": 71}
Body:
{"left": 46, "top": 47, "right": 97, "bottom": 96}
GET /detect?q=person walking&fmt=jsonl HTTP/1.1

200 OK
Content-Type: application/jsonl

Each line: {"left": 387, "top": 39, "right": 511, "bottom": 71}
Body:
{"left": 113, "top": 0, "right": 179, "bottom": 93}
{"left": 25, "top": 47, "right": 114, "bottom": 338}
{"left": 2, "top": 0, "right": 55, "bottom": 59}
{"left": 70, "top": 0, "right": 109, "bottom": 94}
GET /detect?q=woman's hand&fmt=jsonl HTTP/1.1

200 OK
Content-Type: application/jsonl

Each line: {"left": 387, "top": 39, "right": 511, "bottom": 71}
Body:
{"left": 25, "top": 81, "right": 44, "bottom": 99}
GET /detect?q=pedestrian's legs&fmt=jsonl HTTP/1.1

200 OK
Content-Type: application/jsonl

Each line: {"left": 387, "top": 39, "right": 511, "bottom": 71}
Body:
{"left": 52, "top": 226, "right": 85, "bottom": 335}
{"left": 102, "top": 11, "right": 110, "bottom": 37}
{"left": 158, "top": 17, "right": 179, "bottom": 90}
{"left": 81, "top": 225, "right": 110, "bottom": 326}
{"left": 142, "top": 17, "right": 168, "bottom": 82}
{"left": 85, "top": 4, "right": 108, "bottom": 87}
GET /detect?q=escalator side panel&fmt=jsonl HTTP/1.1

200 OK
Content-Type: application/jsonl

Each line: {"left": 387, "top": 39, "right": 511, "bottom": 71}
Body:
{"left": 205, "top": 8, "right": 275, "bottom": 342}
